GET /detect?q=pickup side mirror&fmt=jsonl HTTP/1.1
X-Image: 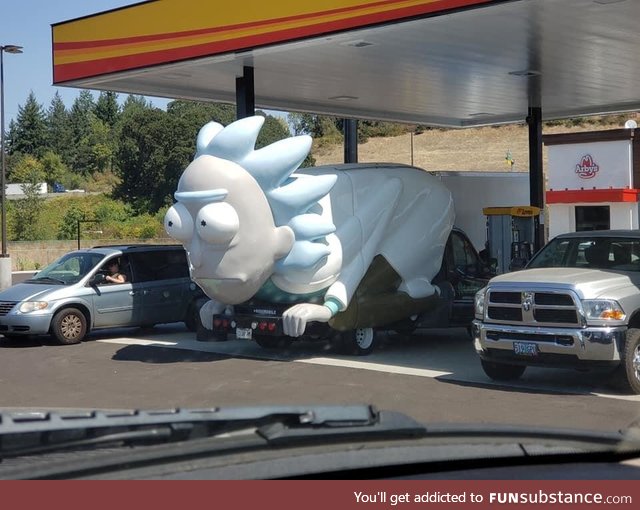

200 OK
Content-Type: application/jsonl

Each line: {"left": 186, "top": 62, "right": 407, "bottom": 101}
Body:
{"left": 509, "top": 258, "right": 528, "bottom": 271}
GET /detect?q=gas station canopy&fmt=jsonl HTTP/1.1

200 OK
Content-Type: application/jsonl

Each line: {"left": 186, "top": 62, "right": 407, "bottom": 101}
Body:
{"left": 53, "top": 0, "right": 640, "bottom": 128}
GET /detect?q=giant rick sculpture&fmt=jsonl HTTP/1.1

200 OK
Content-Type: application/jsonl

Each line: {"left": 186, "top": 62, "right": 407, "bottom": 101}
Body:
{"left": 165, "top": 116, "right": 454, "bottom": 342}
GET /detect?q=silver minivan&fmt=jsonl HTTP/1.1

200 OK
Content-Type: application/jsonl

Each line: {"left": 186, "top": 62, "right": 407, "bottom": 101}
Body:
{"left": 0, "top": 245, "right": 206, "bottom": 344}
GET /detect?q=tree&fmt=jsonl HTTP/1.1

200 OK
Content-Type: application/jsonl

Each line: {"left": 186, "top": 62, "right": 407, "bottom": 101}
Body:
{"left": 121, "top": 95, "right": 151, "bottom": 116}
{"left": 75, "top": 116, "right": 114, "bottom": 174}
{"left": 9, "top": 91, "right": 48, "bottom": 157}
{"left": 40, "top": 151, "right": 68, "bottom": 188}
{"left": 8, "top": 155, "right": 46, "bottom": 241}
{"left": 114, "top": 107, "right": 192, "bottom": 213}
{"left": 4, "top": 119, "right": 17, "bottom": 155}
{"left": 46, "top": 92, "right": 73, "bottom": 166}
{"left": 69, "top": 90, "right": 97, "bottom": 172}
{"left": 255, "top": 111, "right": 291, "bottom": 149}
{"left": 94, "top": 91, "right": 120, "bottom": 127}
{"left": 288, "top": 112, "right": 341, "bottom": 139}
{"left": 167, "top": 100, "right": 292, "bottom": 151}
{"left": 167, "top": 100, "right": 236, "bottom": 127}
{"left": 57, "top": 206, "right": 87, "bottom": 240}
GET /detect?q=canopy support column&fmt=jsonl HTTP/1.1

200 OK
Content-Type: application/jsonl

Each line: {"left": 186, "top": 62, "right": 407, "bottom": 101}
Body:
{"left": 236, "top": 66, "right": 255, "bottom": 119}
{"left": 344, "top": 118, "right": 358, "bottom": 163}
{"left": 527, "top": 106, "right": 544, "bottom": 250}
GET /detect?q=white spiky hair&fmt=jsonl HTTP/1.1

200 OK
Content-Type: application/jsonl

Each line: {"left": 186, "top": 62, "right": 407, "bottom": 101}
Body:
{"left": 195, "top": 116, "right": 337, "bottom": 271}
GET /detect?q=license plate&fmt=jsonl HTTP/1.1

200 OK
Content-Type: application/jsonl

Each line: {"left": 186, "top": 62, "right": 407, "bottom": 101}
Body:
{"left": 236, "top": 328, "right": 252, "bottom": 340}
{"left": 513, "top": 341, "right": 538, "bottom": 356}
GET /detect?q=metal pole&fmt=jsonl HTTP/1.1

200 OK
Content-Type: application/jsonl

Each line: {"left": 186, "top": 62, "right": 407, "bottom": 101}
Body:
{"left": 343, "top": 118, "right": 358, "bottom": 163}
{"left": 1, "top": 48, "right": 6, "bottom": 258}
{"left": 527, "top": 106, "right": 544, "bottom": 251}
{"left": 0, "top": 45, "right": 21, "bottom": 290}
{"left": 235, "top": 66, "right": 255, "bottom": 119}
{"left": 77, "top": 220, "right": 81, "bottom": 250}
{"left": 411, "top": 132, "right": 414, "bottom": 166}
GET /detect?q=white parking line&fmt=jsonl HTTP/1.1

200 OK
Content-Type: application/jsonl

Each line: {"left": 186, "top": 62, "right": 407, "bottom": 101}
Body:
{"left": 97, "top": 337, "right": 452, "bottom": 377}
{"left": 96, "top": 335, "right": 640, "bottom": 401}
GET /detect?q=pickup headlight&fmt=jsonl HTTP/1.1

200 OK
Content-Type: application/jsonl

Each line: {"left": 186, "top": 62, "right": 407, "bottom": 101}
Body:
{"left": 582, "top": 299, "right": 626, "bottom": 321}
{"left": 475, "top": 288, "right": 487, "bottom": 319}
{"left": 18, "top": 301, "right": 48, "bottom": 313}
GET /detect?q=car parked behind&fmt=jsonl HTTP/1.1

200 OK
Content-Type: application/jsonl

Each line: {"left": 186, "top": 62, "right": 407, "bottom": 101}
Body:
{"left": 0, "top": 245, "right": 206, "bottom": 344}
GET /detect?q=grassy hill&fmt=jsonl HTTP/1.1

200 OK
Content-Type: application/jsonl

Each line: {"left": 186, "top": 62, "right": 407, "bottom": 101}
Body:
{"left": 311, "top": 121, "right": 631, "bottom": 172}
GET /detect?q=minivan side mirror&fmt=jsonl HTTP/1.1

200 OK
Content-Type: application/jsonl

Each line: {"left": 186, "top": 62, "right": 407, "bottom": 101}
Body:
{"left": 91, "top": 273, "right": 106, "bottom": 285}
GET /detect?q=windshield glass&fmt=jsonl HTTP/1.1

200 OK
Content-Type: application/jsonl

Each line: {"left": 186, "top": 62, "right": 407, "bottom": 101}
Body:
{"left": 527, "top": 236, "right": 640, "bottom": 271}
{"left": 4, "top": 31, "right": 640, "bottom": 481}
{"left": 27, "top": 252, "right": 106, "bottom": 285}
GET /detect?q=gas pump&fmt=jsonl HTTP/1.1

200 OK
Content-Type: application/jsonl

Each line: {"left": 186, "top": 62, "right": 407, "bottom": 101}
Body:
{"left": 483, "top": 206, "right": 541, "bottom": 273}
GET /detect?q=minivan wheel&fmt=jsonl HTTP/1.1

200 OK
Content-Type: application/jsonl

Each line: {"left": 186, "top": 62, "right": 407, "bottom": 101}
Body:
{"left": 612, "top": 328, "right": 640, "bottom": 394}
{"left": 480, "top": 359, "right": 526, "bottom": 381}
{"left": 51, "top": 308, "right": 87, "bottom": 345}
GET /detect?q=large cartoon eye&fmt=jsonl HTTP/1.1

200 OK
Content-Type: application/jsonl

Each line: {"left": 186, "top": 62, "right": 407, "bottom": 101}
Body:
{"left": 196, "top": 202, "right": 239, "bottom": 244}
{"left": 164, "top": 203, "right": 194, "bottom": 241}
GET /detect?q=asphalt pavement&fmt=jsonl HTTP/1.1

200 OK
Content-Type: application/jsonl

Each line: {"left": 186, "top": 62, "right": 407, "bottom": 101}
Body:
{"left": 1, "top": 324, "right": 637, "bottom": 435}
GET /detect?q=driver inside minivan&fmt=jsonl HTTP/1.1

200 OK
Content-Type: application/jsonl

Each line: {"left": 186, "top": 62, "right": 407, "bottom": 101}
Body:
{"left": 103, "top": 260, "right": 127, "bottom": 284}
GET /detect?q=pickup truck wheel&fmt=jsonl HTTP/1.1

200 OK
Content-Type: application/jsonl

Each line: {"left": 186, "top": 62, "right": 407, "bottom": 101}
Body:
{"left": 254, "top": 335, "right": 292, "bottom": 349}
{"left": 50, "top": 308, "right": 87, "bottom": 345}
{"left": 341, "top": 328, "right": 377, "bottom": 356}
{"left": 480, "top": 359, "right": 526, "bottom": 381}
{"left": 392, "top": 318, "right": 417, "bottom": 335}
{"left": 185, "top": 298, "right": 210, "bottom": 332}
{"left": 613, "top": 328, "right": 640, "bottom": 394}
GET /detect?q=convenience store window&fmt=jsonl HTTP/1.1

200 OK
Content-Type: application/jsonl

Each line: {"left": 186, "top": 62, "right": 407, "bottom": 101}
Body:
{"left": 575, "top": 205, "right": 610, "bottom": 232}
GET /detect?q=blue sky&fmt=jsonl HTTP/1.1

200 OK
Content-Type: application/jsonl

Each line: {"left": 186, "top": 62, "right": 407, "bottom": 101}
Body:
{"left": 1, "top": 1, "right": 167, "bottom": 123}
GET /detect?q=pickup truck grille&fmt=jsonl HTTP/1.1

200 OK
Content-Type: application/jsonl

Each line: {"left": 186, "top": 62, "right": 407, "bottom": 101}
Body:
{"left": 486, "top": 290, "right": 580, "bottom": 326}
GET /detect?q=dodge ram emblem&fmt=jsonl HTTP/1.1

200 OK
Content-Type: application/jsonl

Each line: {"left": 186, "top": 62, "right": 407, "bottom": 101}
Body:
{"left": 522, "top": 292, "right": 533, "bottom": 312}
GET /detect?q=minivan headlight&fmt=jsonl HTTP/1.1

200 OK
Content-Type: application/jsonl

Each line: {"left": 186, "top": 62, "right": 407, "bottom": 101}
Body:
{"left": 19, "top": 301, "right": 48, "bottom": 313}
{"left": 475, "top": 288, "right": 487, "bottom": 319}
{"left": 582, "top": 299, "right": 625, "bottom": 321}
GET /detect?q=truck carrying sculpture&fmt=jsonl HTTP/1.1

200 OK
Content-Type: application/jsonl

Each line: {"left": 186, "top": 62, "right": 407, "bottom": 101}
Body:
{"left": 165, "top": 115, "right": 457, "bottom": 354}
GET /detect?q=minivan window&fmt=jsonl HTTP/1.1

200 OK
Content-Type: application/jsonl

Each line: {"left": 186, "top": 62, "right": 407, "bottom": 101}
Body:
{"left": 129, "top": 250, "right": 189, "bottom": 282}
{"left": 26, "top": 252, "right": 105, "bottom": 285}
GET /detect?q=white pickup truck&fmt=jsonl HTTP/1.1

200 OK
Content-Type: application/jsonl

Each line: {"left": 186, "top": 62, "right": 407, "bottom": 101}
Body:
{"left": 473, "top": 230, "right": 640, "bottom": 394}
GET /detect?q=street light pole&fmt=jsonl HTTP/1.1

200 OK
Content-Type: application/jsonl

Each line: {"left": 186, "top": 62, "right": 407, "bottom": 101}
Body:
{"left": 77, "top": 219, "right": 100, "bottom": 250}
{"left": 0, "top": 44, "right": 22, "bottom": 290}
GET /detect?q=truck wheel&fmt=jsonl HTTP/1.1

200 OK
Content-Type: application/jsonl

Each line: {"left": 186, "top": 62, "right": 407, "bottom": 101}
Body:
{"left": 392, "top": 317, "right": 417, "bottom": 335}
{"left": 613, "top": 328, "right": 640, "bottom": 394}
{"left": 342, "top": 328, "right": 377, "bottom": 356}
{"left": 185, "top": 298, "right": 207, "bottom": 332}
{"left": 254, "top": 335, "right": 292, "bottom": 349}
{"left": 50, "top": 308, "right": 87, "bottom": 345}
{"left": 480, "top": 359, "right": 526, "bottom": 381}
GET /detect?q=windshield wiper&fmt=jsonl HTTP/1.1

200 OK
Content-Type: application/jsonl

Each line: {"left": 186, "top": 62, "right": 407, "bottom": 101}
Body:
{"left": 1, "top": 408, "right": 637, "bottom": 480}
{"left": 0, "top": 405, "right": 426, "bottom": 459}
{"left": 24, "top": 276, "right": 66, "bottom": 284}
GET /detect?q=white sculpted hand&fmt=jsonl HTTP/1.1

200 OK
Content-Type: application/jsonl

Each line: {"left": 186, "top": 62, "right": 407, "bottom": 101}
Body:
{"left": 282, "top": 303, "right": 332, "bottom": 337}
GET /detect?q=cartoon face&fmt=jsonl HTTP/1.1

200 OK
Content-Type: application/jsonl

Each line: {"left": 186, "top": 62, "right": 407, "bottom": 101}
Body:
{"left": 165, "top": 155, "right": 293, "bottom": 304}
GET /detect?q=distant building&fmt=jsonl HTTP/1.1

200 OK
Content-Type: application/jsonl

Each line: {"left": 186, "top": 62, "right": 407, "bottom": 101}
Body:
{"left": 5, "top": 183, "right": 48, "bottom": 196}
